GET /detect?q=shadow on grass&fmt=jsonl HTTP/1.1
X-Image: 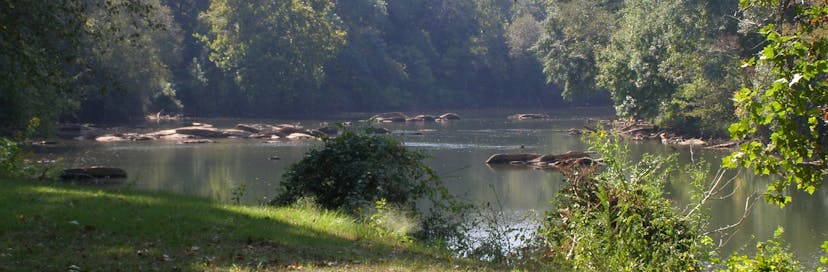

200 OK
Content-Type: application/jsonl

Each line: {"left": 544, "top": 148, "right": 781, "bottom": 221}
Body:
{"left": 0, "top": 180, "right": 475, "bottom": 271}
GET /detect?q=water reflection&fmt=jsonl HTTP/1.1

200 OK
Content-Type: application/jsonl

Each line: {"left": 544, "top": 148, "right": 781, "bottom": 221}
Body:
{"left": 41, "top": 110, "right": 828, "bottom": 263}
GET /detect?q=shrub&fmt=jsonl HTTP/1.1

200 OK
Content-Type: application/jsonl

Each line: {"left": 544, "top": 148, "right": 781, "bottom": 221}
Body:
{"left": 1, "top": 117, "right": 59, "bottom": 179}
{"left": 1, "top": 138, "right": 62, "bottom": 180}
{"left": 720, "top": 228, "right": 801, "bottom": 272}
{"left": 0, "top": 137, "right": 30, "bottom": 178}
{"left": 273, "top": 127, "right": 440, "bottom": 212}
{"left": 537, "top": 129, "right": 713, "bottom": 271}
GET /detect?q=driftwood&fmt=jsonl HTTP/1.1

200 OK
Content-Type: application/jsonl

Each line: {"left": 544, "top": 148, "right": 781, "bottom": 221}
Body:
{"left": 705, "top": 141, "right": 740, "bottom": 150}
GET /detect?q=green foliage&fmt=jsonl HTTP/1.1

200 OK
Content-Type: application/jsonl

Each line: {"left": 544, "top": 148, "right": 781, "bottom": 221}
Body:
{"left": 822, "top": 241, "right": 828, "bottom": 268}
{"left": 534, "top": 0, "right": 621, "bottom": 101}
{"left": 320, "top": 0, "right": 554, "bottom": 111}
{"left": 724, "top": 1, "right": 828, "bottom": 206}
{"left": 274, "top": 127, "right": 473, "bottom": 247}
{"left": 657, "top": 75, "right": 740, "bottom": 138}
{"left": 719, "top": 228, "right": 802, "bottom": 272}
{"left": 366, "top": 198, "right": 418, "bottom": 244}
{"left": 0, "top": 1, "right": 85, "bottom": 135}
{"left": 274, "top": 127, "right": 439, "bottom": 212}
{"left": 596, "top": 0, "right": 708, "bottom": 119}
{"left": 0, "top": 0, "right": 179, "bottom": 132}
{"left": 536, "top": 0, "right": 744, "bottom": 135}
{"left": 74, "top": 0, "right": 184, "bottom": 122}
{"left": 0, "top": 118, "right": 60, "bottom": 180}
{"left": 0, "top": 138, "right": 31, "bottom": 179}
{"left": 196, "top": 0, "right": 347, "bottom": 113}
{"left": 0, "top": 179, "right": 490, "bottom": 271}
{"left": 3, "top": 0, "right": 564, "bottom": 127}
{"left": 538, "top": 129, "right": 712, "bottom": 271}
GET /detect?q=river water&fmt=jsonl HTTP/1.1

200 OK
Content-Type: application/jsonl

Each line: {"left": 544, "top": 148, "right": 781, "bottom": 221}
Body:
{"left": 37, "top": 108, "right": 828, "bottom": 264}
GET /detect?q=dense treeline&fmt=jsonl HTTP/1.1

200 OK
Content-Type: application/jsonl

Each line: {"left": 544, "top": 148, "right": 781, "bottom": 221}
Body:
{"left": 532, "top": 0, "right": 828, "bottom": 200}
{"left": 0, "top": 0, "right": 761, "bottom": 136}
{"left": 535, "top": 0, "right": 752, "bottom": 137}
{"left": 0, "top": 0, "right": 563, "bottom": 135}
{"left": 189, "top": 0, "right": 565, "bottom": 113}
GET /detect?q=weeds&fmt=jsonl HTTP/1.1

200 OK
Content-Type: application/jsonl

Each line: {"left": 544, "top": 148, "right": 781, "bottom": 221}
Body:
{"left": 230, "top": 181, "right": 247, "bottom": 205}
{"left": 536, "top": 129, "right": 712, "bottom": 271}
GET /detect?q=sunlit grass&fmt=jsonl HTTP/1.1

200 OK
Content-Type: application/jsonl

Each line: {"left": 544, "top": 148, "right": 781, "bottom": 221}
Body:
{"left": 0, "top": 179, "right": 493, "bottom": 271}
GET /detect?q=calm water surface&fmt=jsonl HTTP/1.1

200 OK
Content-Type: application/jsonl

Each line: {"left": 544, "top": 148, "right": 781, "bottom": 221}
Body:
{"left": 38, "top": 108, "right": 828, "bottom": 263}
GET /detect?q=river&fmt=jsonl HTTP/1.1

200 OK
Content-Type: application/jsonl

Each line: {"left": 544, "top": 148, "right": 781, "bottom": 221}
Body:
{"left": 35, "top": 108, "right": 828, "bottom": 264}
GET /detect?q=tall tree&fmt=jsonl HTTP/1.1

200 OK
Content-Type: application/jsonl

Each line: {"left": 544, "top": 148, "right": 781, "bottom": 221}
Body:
{"left": 73, "top": 0, "right": 183, "bottom": 122}
{"left": 596, "top": 0, "right": 707, "bottom": 119}
{"left": 654, "top": 1, "right": 744, "bottom": 137}
{"left": 534, "top": 0, "right": 622, "bottom": 101}
{"left": 197, "top": 0, "right": 346, "bottom": 114}
{"left": 0, "top": 0, "right": 171, "bottom": 134}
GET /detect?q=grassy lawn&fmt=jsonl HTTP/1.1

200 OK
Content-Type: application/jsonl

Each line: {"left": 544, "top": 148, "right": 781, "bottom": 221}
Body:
{"left": 0, "top": 179, "right": 495, "bottom": 271}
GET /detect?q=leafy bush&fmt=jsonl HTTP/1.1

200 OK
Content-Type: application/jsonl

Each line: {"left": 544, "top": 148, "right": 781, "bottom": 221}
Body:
{"left": 537, "top": 129, "right": 712, "bottom": 271}
{"left": 720, "top": 228, "right": 801, "bottom": 272}
{"left": 0, "top": 137, "right": 31, "bottom": 178}
{"left": 2, "top": 118, "right": 43, "bottom": 179}
{"left": 1, "top": 138, "right": 62, "bottom": 180}
{"left": 274, "top": 127, "right": 440, "bottom": 212}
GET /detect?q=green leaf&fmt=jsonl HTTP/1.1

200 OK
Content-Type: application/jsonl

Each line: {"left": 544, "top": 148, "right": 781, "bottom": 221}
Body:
{"left": 762, "top": 46, "right": 776, "bottom": 60}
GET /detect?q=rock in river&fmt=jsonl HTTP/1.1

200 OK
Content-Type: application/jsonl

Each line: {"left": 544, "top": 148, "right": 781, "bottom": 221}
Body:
{"left": 369, "top": 112, "right": 407, "bottom": 123}
{"left": 437, "top": 113, "right": 461, "bottom": 121}
{"left": 175, "top": 126, "right": 225, "bottom": 138}
{"left": 286, "top": 133, "right": 316, "bottom": 140}
{"left": 407, "top": 115, "right": 436, "bottom": 122}
{"left": 508, "top": 113, "right": 550, "bottom": 120}
{"left": 485, "top": 153, "right": 543, "bottom": 164}
{"left": 61, "top": 167, "right": 127, "bottom": 180}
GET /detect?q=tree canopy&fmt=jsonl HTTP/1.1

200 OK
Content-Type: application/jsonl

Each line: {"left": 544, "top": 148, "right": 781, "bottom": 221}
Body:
{"left": 1, "top": 0, "right": 563, "bottom": 135}
{"left": 724, "top": 0, "right": 828, "bottom": 205}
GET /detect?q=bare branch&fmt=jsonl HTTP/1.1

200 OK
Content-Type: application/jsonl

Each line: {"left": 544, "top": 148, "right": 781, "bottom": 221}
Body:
{"left": 704, "top": 192, "right": 760, "bottom": 249}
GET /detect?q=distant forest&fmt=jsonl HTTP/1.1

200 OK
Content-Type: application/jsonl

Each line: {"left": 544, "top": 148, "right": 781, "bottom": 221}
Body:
{"left": 1, "top": 0, "right": 566, "bottom": 130}
{"left": 0, "top": 0, "right": 817, "bottom": 139}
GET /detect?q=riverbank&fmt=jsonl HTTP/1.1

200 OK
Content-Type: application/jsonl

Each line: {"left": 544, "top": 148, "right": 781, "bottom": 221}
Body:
{"left": 0, "top": 179, "right": 494, "bottom": 271}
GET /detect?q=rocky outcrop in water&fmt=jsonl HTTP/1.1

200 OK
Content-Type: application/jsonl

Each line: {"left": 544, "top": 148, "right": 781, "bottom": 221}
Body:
{"left": 92, "top": 122, "right": 331, "bottom": 142}
{"left": 369, "top": 112, "right": 460, "bottom": 122}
